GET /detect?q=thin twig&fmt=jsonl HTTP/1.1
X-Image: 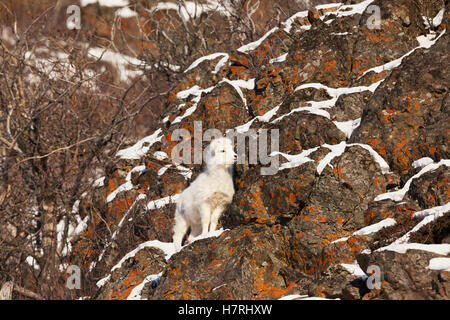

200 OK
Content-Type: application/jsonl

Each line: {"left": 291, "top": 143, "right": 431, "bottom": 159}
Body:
{"left": 13, "top": 136, "right": 97, "bottom": 168}
{"left": 13, "top": 283, "right": 45, "bottom": 300}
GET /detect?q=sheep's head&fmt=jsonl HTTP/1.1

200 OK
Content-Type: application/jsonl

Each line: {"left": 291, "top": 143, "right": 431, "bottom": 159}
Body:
{"left": 205, "top": 137, "right": 237, "bottom": 169}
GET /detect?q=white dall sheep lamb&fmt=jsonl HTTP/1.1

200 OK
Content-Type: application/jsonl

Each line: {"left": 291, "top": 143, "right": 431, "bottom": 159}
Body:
{"left": 173, "top": 137, "right": 237, "bottom": 250}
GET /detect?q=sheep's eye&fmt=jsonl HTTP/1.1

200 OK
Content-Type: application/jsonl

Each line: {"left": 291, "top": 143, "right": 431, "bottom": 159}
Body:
{"left": 220, "top": 150, "right": 225, "bottom": 152}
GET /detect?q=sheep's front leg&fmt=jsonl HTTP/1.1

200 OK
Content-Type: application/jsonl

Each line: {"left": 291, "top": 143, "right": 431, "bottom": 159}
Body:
{"left": 209, "top": 207, "right": 223, "bottom": 232}
{"left": 199, "top": 203, "right": 212, "bottom": 235}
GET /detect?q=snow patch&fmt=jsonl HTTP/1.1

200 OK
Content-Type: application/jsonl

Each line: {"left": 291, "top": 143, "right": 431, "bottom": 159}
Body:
{"left": 148, "top": 1, "right": 232, "bottom": 23}
{"left": 269, "top": 53, "right": 288, "bottom": 64}
{"left": 56, "top": 214, "right": 90, "bottom": 256}
{"left": 378, "top": 202, "right": 450, "bottom": 251}
{"left": 340, "top": 262, "right": 367, "bottom": 278}
{"left": 272, "top": 100, "right": 333, "bottom": 122}
{"left": 423, "top": 8, "right": 445, "bottom": 29}
{"left": 331, "top": 32, "right": 350, "bottom": 36}
{"left": 325, "top": 0, "right": 375, "bottom": 18}
{"left": 279, "top": 295, "right": 339, "bottom": 300}
{"left": 184, "top": 53, "right": 229, "bottom": 74}
{"left": 171, "top": 105, "right": 198, "bottom": 124}
{"left": 110, "top": 228, "right": 226, "bottom": 276}
{"left": 96, "top": 275, "right": 111, "bottom": 288}
{"left": 112, "top": 241, "right": 176, "bottom": 272}
{"left": 24, "top": 47, "right": 98, "bottom": 88}
{"left": 317, "top": 142, "right": 390, "bottom": 175}
{"left": 105, "top": 165, "right": 146, "bottom": 203}
{"left": 154, "top": 151, "right": 168, "bottom": 160}
{"left": 273, "top": 147, "right": 319, "bottom": 171}
{"left": 350, "top": 143, "right": 390, "bottom": 174}
{"left": 157, "top": 165, "right": 171, "bottom": 176}
{"left": 278, "top": 294, "right": 309, "bottom": 300}
{"left": 377, "top": 243, "right": 450, "bottom": 255}
{"left": 432, "top": 8, "right": 445, "bottom": 27}
{"left": 317, "top": 142, "right": 347, "bottom": 174}
{"left": 172, "top": 85, "right": 215, "bottom": 124}
{"left": 237, "top": 27, "right": 279, "bottom": 53}
{"left": 427, "top": 257, "right": 450, "bottom": 272}
{"left": 116, "top": 128, "right": 163, "bottom": 159}
{"left": 333, "top": 118, "right": 361, "bottom": 139}
{"left": 25, "top": 256, "right": 41, "bottom": 271}
{"left": 376, "top": 203, "right": 450, "bottom": 254}
{"left": 333, "top": 218, "right": 397, "bottom": 244}
{"left": 412, "top": 157, "right": 434, "bottom": 169}
{"left": 87, "top": 47, "right": 145, "bottom": 83}
{"left": 187, "top": 228, "right": 226, "bottom": 246}
{"left": 127, "top": 273, "right": 162, "bottom": 300}
{"left": 147, "top": 194, "right": 180, "bottom": 211}
{"left": 116, "top": 7, "right": 137, "bottom": 18}
{"left": 93, "top": 176, "right": 105, "bottom": 188}
{"left": 282, "top": 11, "right": 308, "bottom": 33}
{"left": 272, "top": 141, "right": 389, "bottom": 175}
{"left": 375, "top": 160, "right": 450, "bottom": 202}
{"left": 412, "top": 202, "right": 450, "bottom": 219}
{"left": 117, "top": 83, "right": 252, "bottom": 159}
{"left": 235, "top": 104, "right": 280, "bottom": 133}
{"left": 219, "top": 78, "right": 255, "bottom": 109}
{"left": 272, "top": 80, "right": 383, "bottom": 126}
{"left": 315, "top": 3, "right": 343, "bottom": 10}
{"left": 360, "top": 30, "right": 446, "bottom": 78}
{"left": 176, "top": 85, "right": 203, "bottom": 99}
{"left": 81, "top": 0, "right": 129, "bottom": 7}
{"left": 295, "top": 80, "right": 382, "bottom": 97}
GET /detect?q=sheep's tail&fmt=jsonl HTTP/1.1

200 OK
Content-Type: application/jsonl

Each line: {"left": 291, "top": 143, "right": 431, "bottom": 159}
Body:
{"left": 173, "top": 206, "right": 188, "bottom": 251}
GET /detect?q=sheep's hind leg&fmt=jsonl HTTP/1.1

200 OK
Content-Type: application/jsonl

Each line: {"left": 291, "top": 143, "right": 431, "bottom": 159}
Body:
{"left": 173, "top": 211, "right": 188, "bottom": 251}
{"left": 187, "top": 224, "right": 202, "bottom": 243}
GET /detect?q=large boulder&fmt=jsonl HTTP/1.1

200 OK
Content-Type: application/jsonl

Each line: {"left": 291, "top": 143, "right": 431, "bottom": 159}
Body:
{"left": 149, "top": 225, "right": 307, "bottom": 300}
{"left": 351, "top": 33, "right": 449, "bottom": 175}
{"left": 357, "top": 249, "right": 450, "bottom": 300}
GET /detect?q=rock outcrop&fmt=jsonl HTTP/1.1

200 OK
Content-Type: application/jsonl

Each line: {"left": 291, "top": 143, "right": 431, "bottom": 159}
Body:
{"left": 67, "top": 0, "right": 449, "bottom": 300}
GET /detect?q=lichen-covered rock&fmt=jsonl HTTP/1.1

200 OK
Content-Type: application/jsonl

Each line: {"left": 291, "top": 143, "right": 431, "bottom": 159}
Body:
{"left": 351, "top": 33, "right": 449, "bottom": 175}
{"left": 224, "top": 161, "right": 318, "bottom": 227}
{"left": 409, "top": 212, "right": 450, "bottom": 245}
{"left": 275, "top": 112, "right": 346, "bottom": 152}
{"left": 350, "top": 0, "right": 427, "bottom": 84}
{"left": 357, "top": 249, "right": 450, "bottom": 300}
{"left": 59, "top": 0, "right": 450, "bottom": 301}
{"left": 287, "top": 146, "right": 393, "bottom": 271}
{"left": 149, "top": 225, "right": 302, "bottom": 300}
{"left": 307, "top": 264, "right": 367, "bottom": 300}
{"left": 406, "top": 166, "right": 450, "bottom": 209}
{"left": 330, "top": 91, "right": 372, "bottom": 122}
{"left": 96, "top": 247, "right": 167, "bottom": 300}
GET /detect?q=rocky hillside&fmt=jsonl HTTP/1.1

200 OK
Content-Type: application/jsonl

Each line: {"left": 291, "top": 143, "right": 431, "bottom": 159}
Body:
{"left": 61, "top": 0, "right": 449, "bottom": 300}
